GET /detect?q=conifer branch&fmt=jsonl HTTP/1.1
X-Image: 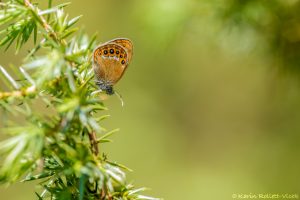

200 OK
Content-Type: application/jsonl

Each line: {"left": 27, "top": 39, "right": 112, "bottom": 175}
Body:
{"left": 0, "top": 0, "right": 159, "bottom": 199}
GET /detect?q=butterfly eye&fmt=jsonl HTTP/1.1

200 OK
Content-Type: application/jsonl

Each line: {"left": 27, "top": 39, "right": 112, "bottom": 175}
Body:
{"left": 120, "top": 55, "right": 123, "bottom": 58}
{"left": 116, "top": 50, "right": 119, "bottom": 54}
{"left": 121, "top": 60, "right": 125, "bottom": 65}
{"left": 110, "top": 49, "right": 114, "bottom": 54}
{"left": 104, "top": 50, "right": 108, "bottom": 55}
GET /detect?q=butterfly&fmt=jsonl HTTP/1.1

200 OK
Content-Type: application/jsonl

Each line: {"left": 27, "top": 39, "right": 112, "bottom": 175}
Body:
{"left": 92, "top": 38, "right": 133, "bottom": 96}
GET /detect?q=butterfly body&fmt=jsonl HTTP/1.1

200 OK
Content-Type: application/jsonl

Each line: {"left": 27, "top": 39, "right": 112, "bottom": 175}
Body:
{"left": 93, "top": 38, "right": 133, "bottom": 95}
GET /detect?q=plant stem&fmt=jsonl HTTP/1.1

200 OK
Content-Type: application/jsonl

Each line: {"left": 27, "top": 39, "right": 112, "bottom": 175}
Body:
{"left": 24, "top": 0, "right": 67, "bottom": 46}
{"left": 88, "top": 131, "right": 99, "bottom": 156}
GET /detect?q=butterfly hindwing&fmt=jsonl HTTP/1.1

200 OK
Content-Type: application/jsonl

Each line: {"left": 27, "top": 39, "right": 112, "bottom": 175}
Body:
{"left": 107, "top": 38, "right": 133, "bottom": 63}
{"left": 93, "top": 43, "right": 129, "bottom": 84}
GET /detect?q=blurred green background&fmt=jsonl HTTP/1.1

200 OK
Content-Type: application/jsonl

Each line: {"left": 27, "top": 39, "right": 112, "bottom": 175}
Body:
{"left": 1, "top": 0, "right": 300, "bottom": 199}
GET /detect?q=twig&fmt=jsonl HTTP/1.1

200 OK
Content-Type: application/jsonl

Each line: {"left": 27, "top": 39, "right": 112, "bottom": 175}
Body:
{"left": 88, "top": 131, "right": 99, "bottom": 156}
{"left": 0, "top": 85, "right": 36, "bottom": 99}
{"left": 24, "top": 0, "right": 67, "bottom": 46}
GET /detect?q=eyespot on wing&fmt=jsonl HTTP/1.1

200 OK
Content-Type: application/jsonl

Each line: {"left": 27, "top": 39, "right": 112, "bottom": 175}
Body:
{"left": 107, "top": 38, "right": 133, "bottom": 63}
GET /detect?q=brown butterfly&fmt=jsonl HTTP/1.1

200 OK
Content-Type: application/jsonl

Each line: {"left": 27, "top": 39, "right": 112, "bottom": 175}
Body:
{"left": 92, "top": 38, "right": 133, "bottom": 95}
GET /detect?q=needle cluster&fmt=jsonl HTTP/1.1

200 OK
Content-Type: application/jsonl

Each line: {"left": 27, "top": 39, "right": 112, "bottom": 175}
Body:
{"left": 0, "top": 1, "right": 157, "bottom": 199}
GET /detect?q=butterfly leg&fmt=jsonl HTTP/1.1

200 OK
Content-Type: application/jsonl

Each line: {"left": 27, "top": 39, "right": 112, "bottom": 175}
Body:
{"left": 91, "top": 89, "right": 103, "bottom": 95}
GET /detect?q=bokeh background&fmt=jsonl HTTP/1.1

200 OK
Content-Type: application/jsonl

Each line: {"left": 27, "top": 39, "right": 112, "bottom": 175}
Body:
{"left": 1, "top": 0, "right": 300, "bottom": 199}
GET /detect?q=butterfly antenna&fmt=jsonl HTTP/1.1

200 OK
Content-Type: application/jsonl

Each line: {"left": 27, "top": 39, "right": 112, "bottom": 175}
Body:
{"left": 114, "top": 91, "right": 124, "bottom": 107}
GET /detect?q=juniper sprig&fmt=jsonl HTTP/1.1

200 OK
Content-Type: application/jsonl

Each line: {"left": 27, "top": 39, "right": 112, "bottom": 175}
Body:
{"left": 0, "top": 0, "right": 158, "bottom": 199}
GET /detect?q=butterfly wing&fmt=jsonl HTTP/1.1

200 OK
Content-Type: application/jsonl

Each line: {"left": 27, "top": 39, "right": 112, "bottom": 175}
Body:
{"left": 107, "top": 38, "right": 133, "bottom": 63}
{"left": 93, "top": 43, "right": 129, "bottom": 85}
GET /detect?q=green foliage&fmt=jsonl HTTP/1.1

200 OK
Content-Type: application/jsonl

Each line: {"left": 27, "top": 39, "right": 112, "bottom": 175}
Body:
{"left": 0, "top": 0, "right": 158, "bottom": 199}
{"left": 220, "top": 0, "right": 300, "bottom": 71}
